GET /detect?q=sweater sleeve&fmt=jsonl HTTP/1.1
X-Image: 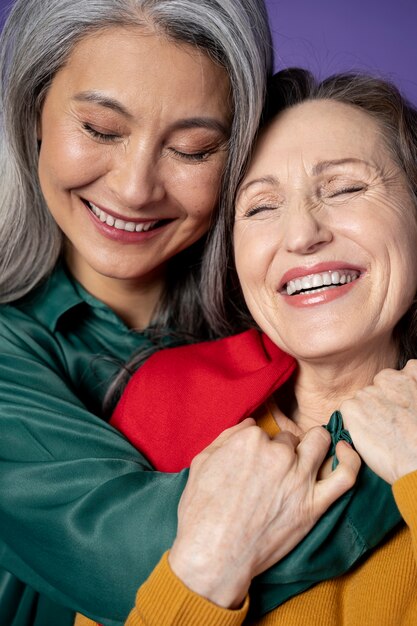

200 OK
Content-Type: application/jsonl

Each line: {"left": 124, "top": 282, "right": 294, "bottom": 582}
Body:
{"left": 125, "top": 552, "right": 249, "bottom": 626}
{"left": 392, "top": 470, "right": 417, "bottom": 553}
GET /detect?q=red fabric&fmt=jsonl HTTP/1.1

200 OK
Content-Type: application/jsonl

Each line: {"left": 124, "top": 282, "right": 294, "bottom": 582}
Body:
{"left": 110, "top": 330, "right": 296, "bottom": 472}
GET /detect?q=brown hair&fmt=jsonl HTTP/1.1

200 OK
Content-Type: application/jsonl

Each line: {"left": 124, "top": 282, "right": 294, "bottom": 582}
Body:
{"left": 207, "top": 68, "right": 417, "bottom": 366}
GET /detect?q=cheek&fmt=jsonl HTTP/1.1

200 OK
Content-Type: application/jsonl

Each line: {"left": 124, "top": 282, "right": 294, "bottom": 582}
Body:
{"left": 234, "top": 222, "right": 279, "bottom": 287}
{"left": 38, "top": 123, "right": 105, "bottom": 193}
{"left": 234, "top": 231, "right": 272, "bottom": 322}
{"left": 389, "top": 231, "right": 417, "bottom": 306}
{"left": 173, "top": 162, "right": 225, "bottom": 220}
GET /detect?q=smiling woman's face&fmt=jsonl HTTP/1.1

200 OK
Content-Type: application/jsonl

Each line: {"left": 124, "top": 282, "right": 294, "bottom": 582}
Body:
{"left": 234, "top": 99, "right": 417, "bottom": 364}
{"left": 37, "top": 26, "right": 231, "bottom": 296}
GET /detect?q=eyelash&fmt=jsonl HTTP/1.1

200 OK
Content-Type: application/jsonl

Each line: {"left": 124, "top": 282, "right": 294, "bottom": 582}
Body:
{"left": 245, "top": 205, "right": 277, "bottom": 217}
{"left": 329, "top": 185, "right": 365, "bottom": 197}
{"left": 170, "top": 148, "right": 213, "bottom": 162}
{"left": 83, "top": 124, "right": 214, "bottom": 161}
{"left": 83, "top": 123, "right": 119, "bottom": 142}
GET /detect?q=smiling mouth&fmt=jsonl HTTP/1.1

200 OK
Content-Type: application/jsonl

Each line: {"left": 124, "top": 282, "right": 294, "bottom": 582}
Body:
{"left": 84, "top": 200, "right": 173, "bottom": 233}
{"left": 284, "top": 270, "right": 361, "bottom": 296}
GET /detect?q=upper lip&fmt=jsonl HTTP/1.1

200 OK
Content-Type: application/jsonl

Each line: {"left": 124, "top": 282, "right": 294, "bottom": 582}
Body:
{"left": 83, "top": 199, "right": 173, "bottom": 224}
{"left": 278, "top": 261, "right": 365, "bottom": 291}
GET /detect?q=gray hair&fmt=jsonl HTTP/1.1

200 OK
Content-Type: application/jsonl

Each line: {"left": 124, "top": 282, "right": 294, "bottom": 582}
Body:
{"left": 0, "top": 0, "right": 273, "bottom": 306}
{"left": 208, "top": 68, "right": 417, "bottom": 363}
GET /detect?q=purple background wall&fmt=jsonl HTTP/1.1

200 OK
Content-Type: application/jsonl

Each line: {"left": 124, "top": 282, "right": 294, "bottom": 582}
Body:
{"left": 0, "top": 0, "right": 416, "bottom": 103}
{"left": 266, "top": 0, "right": 417, "bottom": 104}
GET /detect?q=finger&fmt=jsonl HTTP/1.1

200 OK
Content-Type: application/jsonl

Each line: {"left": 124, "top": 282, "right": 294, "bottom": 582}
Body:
{"left": 315, "top": 441, "right": 361, "bottom": 512}
{"left": 269, "top": 405, "right": 303, "bottom": 437}
{"left": 210, "top": 417, "right": 256, "bottom": 445}
{"left": 371, "top": 368, "right": 407, "bottom": 395}
{"left": 296, "top": 426, "right": 331, "bottom": 472}
{"left": 272, "top": 429, "right": 300, "bottom": 448}
{"left": 402, "top": 359, "right": 417, "bottom": 382}
{"left": 190, "top": 418, "right": 257, "bottom": 467}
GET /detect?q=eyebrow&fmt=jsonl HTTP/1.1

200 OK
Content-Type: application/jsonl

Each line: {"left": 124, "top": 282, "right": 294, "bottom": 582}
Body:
{"left": 172, "top": 117, "right": 230, "bottom": 137}
{"left": 237, "top": 158, "right": 378, "bottom": 199}
{"left": 237, "top": 175, "right": 279, "bottom": 198}
{"left": 73, "top": 91, "right": 230, "bottom": 136}
{"left": 73, "top": 91, "right": 133, "bottom": 118}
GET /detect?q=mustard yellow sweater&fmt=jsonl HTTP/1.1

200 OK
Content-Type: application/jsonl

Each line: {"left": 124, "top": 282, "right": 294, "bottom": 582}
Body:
{"left": 74, "top": 472, "right": 414, "bottom": 626}
{"left": 76, "top": 411, "right": 417, "bottom": 626}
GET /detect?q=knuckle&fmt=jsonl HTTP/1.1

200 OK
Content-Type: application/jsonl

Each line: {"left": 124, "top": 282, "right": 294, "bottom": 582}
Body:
{"left": 275, "top": 431, "right": 298, "bottom": 446}
{"left": 337, "top": 464, "right": 357, "bottom": 490}
{"left": 403, "top": 359, "right": 417, "bottom": 379}
{"left": 373, "top": 367, "right": 400, "bottom": 386}
{"left": 308, "top": 425, "right": 330, "bottom": 446}
{"left": 230, "top": 424, "right": 265, "bottom": 450}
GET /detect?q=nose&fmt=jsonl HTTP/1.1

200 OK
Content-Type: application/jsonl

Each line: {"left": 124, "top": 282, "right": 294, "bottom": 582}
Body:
{"left": 106, "top": 143, "right": 165, "bottom": 210}
{"left": 281, "top": 200, "right": 333, "bottom": 255}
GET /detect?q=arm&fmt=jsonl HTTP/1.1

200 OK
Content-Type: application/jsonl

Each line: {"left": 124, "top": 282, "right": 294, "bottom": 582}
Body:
{"left": 0, "top": 318, "right": 188, "bottom": 626}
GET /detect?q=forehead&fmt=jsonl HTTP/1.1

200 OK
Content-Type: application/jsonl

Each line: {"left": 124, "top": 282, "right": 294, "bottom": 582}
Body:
{"left": 247, "top": 99, "right": 389, "bottom": 176}
{"left": 52, "top": 25, "right": 231, "bottom": 118}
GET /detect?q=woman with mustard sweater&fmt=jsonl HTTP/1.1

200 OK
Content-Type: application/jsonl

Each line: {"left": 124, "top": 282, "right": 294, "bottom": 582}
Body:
{"left": 98, "top": 70, "right": 417, "bottom": 626}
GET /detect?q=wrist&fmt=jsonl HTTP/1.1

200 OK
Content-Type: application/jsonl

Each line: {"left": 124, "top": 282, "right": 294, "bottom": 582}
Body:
{"left": 168, "top": 542, "right": 250, "bottom": 609}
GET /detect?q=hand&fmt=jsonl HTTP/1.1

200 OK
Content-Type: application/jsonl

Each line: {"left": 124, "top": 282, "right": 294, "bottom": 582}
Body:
{"left": 169, "top": 418, "right": 359, "bottom": 609}
{"left": 341, "top": 359, "right": 417, "bottom": 484}
{"left": 268, "top": 402, "right": 304, "bottom": 438}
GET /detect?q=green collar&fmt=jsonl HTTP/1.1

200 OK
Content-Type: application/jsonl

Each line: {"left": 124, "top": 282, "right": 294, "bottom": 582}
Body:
{"left": 14, "top": 261, "right": 128, "bottom": 333}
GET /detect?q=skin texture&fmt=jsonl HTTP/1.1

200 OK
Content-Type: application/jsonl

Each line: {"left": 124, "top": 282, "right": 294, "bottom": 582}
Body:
{"left": 37, "top": 26, "right": 231, "bottom": 328}
{"left": 234, "top": 100, "right": 417, "bottom": 429}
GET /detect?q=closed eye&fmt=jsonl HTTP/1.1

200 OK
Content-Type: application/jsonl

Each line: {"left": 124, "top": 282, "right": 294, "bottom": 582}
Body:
{"left": 170, "top": 148, "right": 212, "bottom": 162}
{"left": 244, "top": 204, "right": 278, "bottom": 217}
{"left": 329, "top": 185, "right": 366, "bottom": 197}
{"left": 83, "top": 123, "right": 121, "bottom": 142}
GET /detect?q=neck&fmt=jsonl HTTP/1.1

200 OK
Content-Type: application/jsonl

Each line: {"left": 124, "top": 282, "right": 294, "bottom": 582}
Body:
{"left": 66, "top": 251, "right": 166, "bottom": 329}
{"left": 86, "top": 274, "right": 165, "bottom": 329}
{"left": 279, "top": 339, "right": 399, "bottom": 431}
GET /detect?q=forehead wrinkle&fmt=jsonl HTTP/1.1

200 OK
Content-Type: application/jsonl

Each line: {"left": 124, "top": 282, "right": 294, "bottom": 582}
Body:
{"left": 311, "top": 158, "right": 383, "bottom": 177}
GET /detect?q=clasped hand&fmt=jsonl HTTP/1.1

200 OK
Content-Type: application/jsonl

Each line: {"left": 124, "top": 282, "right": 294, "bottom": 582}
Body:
{"left": 169, "top": 417, "right": 360, "bottom": 609}
{"left": 341, "top": 359, "right": 417, "bottom": 485}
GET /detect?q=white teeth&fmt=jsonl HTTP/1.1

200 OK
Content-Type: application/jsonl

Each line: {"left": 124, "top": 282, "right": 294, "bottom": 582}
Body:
{"left": 87, "top": 201, "right": 158, "bottom": 233}
{"left": 312, "top": 274, "right": 322, "bottom": 288}
{"left": 301, "top": 276, "right": 312, "bottom": 290}
{"left": 286, "top": 270, "right": 360, "bottom": 296}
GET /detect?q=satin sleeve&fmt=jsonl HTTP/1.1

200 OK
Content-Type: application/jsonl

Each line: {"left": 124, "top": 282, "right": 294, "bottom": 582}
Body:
{"left": 0, "top": 315, "right": 187, "bottom": 626}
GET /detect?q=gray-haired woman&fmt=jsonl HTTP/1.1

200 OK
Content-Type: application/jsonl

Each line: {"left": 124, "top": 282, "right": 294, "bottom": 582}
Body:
{"left": 0, "top": 1, "right": 273, "bottom": 625}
